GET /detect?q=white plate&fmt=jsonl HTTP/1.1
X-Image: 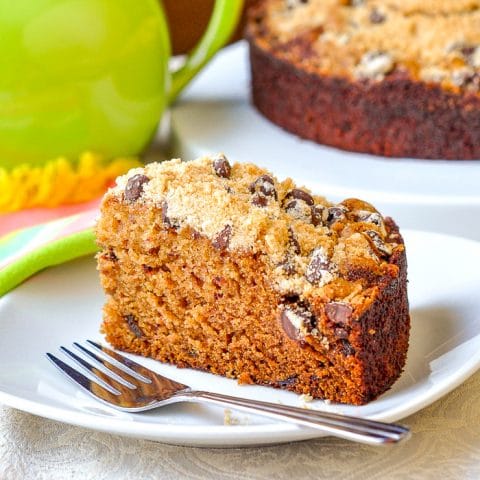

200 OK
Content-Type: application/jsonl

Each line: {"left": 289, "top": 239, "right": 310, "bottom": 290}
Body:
{"left": 171, "top": 42, "right": 480, "bottom": 241}
{"left": 1, "top": 229, "right": 480, "bottom": 447}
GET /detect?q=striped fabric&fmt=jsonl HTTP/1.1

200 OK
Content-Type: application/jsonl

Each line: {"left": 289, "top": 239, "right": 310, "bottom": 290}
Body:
{"left": 0, "top": 209, "right": 98, "bottom": 296}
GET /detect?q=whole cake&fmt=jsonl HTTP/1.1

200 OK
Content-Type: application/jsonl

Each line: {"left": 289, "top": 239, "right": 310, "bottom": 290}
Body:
{"left": 96, "top": 154, "right": 409, "bottom": 405}
{"left": 247, "top": 0, "right": 480, "bottom": 160}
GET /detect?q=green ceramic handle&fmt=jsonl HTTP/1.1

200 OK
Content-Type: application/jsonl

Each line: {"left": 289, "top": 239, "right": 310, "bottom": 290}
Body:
{"left": 169, "top": 0, "right": 244, "bottom": 103}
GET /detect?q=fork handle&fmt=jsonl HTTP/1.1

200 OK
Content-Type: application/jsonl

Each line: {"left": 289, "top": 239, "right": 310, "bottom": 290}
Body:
{"left": 180, "top": 390, "right": 410, "bottom": 445}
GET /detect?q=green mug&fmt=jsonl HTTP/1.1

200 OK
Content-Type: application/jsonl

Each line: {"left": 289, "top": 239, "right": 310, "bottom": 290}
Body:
{"left": 0, "top": 0, "right": 243, "bottom": 169}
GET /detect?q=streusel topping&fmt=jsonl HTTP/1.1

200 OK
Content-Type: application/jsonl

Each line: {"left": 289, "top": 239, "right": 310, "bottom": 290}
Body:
{"left": 109, "top": 154, "right": 401, "bottom": 303}
{"left": 249, "top": 0, "right": 480, "bottom": 92}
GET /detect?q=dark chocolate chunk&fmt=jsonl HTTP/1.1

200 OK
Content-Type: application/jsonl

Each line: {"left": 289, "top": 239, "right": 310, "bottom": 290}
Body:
{"left": 284, "top": 199, "right": 312, "bottom": 223}
{"left": 249, "top": 174, "right": 277, "bottom": 199}
{"left": 124, "top": 314, "right": 143, "bottom": 338}
{"left": 370, "top": 8, "right": 386, "bottom": 24}
{"left": 340, "top": 339, "right": 356, "bottom": 356}
{"left": 105, "top": 249, "right": 117, "bottom": 261}
{"left": 327, "top": 206, "right": 347, "bottom": 225}
{"left": 280, "top": 308, "right": 301, "bottom": 340}
{"left": 251, "top": 193, "right": 269, "bottom": 207}
{"left": 124, "top": 174, "right": 149, "bottom": 203}
{"left": 276, "top": 376, "right": 298, "bottom": 388}
{"left": 305, "top": 247, "right": 330, "bottom": 284}
{"left": 288, "top": 227, "right": 301, "bottom": 255}
{"left": 278, "top": 258, "right": 296, "bottom": 275}
{"left": 191, "top": 229, "right": 201, "bottom": 239}
{"left": 161, "top": 201, "right": 169, "bottom": 225}
{"left": 364, "top": 230, "right": 392, "bottom": 257}
{"left": 285, "top": 188, "right": 314, "bottom": 206}
{"left": 460, "top": 45, "right": 476, "bottom": 58}
{"left": 213, "top": 225, "right": 232, "bottom": 250}
{"left": 352, "top": 210, "right": 384, "bottom": 227}
{"left": 280, "top": 299, "right": 317, "bottom": 341}
{"left": 212, "top": 154, "right": 231, "bottom": 178}
{"left": 311, "top": 205, "right": 328, "bottom": 226}
{"left": 277, "top": 230, "right": 300, "bottom": 274}
{"left": 325, "top": 302, "right": 353, "bottom": 326}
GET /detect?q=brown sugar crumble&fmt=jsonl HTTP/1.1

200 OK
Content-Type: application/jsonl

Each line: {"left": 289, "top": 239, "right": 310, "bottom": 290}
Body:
{"left": 97, "top": 154, "right": 410, "bottom": 405}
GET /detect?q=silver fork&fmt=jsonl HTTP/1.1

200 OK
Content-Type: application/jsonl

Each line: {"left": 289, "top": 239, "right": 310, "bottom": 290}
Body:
{"left": 46, "top": 340, "right": 410, "bottom": 445}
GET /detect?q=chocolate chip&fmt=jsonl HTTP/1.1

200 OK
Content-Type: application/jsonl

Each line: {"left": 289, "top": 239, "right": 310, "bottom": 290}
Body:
{"left": 104, "top": 249, "right": 117, "bottom": 261}
{"left": 280, "top": 308, "right": 300, "bottom": 340}
{"left": 352, "top": 210, "right": 384, "bottom": 228}
{"left": 284, "top": 199, "right": 313, "bottom": 223}
{"left": 124, "top": 174, "right": 149, "bottom": 203}
{"left": 124, "top": 314, "right": 143, "bottom": 338}
{"left": 325, "top": 302, "right": 353, "bottom": 326}
{"left": 285, "top": 189, "right": 314, "bottom": 206}
{"left": 212, "top": 154, "right": 231, "bottom": 178}
{"left": 311, "top": 205, "right": 328, "bottom": 227}
{"left": 277, "top": 230, "right": 299, "bottom": 274}
{"left": 364, "top": 230, "right": 392, "bottom": 257}
{"left": 305, "top": 247, "right": 331, "bottom": 284}
{"left": 340, "top": 339, "right": 355, "bottom": 356}
{"left": 124, "top": 173, "right": 150, "bottom": 203}
{"left": 276, "top": 376, "right": 298, "bottom": 388}
{"left": 161, "top": 201, "right": 177, "bottom": 228}
{"left": 142, "top": 264, "right": 156, "bottom": 273}
{"left": 334, "top": 327, "right": 349, "bottom": 339}
{"left": 278, "top": 258, "right": 296, "bottom": 275}
{"left": 327, "top": 206, "right": 347, "bottom": 225}
{"left": 460, "top": 45, "right": 476, "bottom": 58}
{"left": 191, "top": 229, "right": 201, "bottom": 239}
{"left": 288, "top": 227, "right": 301, "bottom": 255}
{"left": 249, "top": 175, "right": 277, "bottom": 199}
{"left": 213, "top": 225, "right": 232, "bottom": 250}
{"left": 280, "top": 302, "right": 316, "bottom": 340}
{"left": 370, "top": 8, "right": 386, "bottom": 24}
{"left": 251, "top": 193, "right": 269, "bottom": 207}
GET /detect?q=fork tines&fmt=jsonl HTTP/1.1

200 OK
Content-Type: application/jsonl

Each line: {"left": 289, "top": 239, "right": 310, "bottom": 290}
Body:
{"left": 46, "top": 340, "right": 155, "bottom": 408}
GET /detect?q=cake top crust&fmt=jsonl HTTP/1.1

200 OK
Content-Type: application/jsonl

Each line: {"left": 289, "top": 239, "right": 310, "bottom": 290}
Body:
{"left": 107, "top": 155, "right": 403, "bottom": 307}
{"left": 248, "top": 0, "right": 480, "bottom": 93}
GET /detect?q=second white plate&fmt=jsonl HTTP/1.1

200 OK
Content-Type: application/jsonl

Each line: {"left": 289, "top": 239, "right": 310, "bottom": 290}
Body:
{"left": 1, "top": 230, "right": 480, "bottom": 447}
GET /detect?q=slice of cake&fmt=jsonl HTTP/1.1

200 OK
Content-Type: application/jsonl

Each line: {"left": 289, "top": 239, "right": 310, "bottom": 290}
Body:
{"left": 246, "top": 0, "right": 480, "bottom": 159}
{"left": 96, "top": 154, "right": 409, "bottom": 405}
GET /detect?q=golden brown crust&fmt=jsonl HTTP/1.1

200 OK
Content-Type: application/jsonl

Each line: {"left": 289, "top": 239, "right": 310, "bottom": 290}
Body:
{"left": 97, "top": 155, "right": 410, "bottom": 405}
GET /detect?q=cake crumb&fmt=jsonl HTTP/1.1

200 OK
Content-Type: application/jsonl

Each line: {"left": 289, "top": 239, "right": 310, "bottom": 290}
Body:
{"left": 223, "top": 409, "right": 250, "bottom": 425}
{"left": 224, "top": 408, "right": 238, "bottom": 425}
{"left": 300, "top": 393, "right": 313, "bottom": 403}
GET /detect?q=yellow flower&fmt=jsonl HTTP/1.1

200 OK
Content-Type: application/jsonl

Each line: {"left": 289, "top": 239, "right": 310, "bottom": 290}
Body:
{"left": 0, "top": 153, "right": 141, "bottom": 213}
